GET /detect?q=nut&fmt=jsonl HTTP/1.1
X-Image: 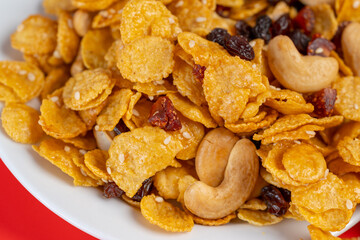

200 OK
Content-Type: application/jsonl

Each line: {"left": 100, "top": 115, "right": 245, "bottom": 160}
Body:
{"left": 195, "top": 127, "right": 239, "bottom": 187}
{"left": 268, "top": 35, "right": 338, "bottom": 93}
{"left": 184, "top": 139, "right": 259, "bottom": 219}
{"left": 93, "top": 128, "right": 114, "bottom": 150}
{"left": 73, "top": 9, "right": 92, "bottom": 37}
{"left": 342, "top": 22, "right": 360, "bottom": 77}
{"left": 300, "top": 0, "right": 334, "bottom": 6}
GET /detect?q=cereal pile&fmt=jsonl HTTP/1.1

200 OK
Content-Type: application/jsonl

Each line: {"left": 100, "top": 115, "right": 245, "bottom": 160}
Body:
{"left": 1, "top": 0, "right": 360, "bottom": 238}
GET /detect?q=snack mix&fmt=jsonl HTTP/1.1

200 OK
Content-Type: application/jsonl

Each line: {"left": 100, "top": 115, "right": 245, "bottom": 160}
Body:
{"left": 1, "top": 0, "right": 360, "bottom": 238}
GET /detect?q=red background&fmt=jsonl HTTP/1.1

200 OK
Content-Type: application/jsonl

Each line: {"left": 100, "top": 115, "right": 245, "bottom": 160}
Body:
{"left": 0, "top": 159, "right": 358, "bottom": 239}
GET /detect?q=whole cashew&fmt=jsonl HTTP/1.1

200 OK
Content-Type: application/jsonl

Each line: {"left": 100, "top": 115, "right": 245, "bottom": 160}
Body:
{"left": 184, "top": 139, "right": 259, "bottom": 219}
{"left": 300, "top": 0, "right": 334, "bottom": 6}
{"left": 268, "top": 35, "right": 339, "bottom": 93}
{"left": 195, "top": 127, "right": 239, "bottom": 187}
{"left": 73, "top": 10, "right": 92, "bottom": 37}
{"left": 342, "top": 22, "right": 360, "bottom": 77}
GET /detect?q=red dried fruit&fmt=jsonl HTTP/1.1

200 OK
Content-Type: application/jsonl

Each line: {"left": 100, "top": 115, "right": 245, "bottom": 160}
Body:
{"left": 193, "top": 64, "right": 206, "bottom": 84}
{"left": 103, "top": 182, "right": 124, "bottom": 198}
{"left": 307, "top": 37, "right": 335, "bottom": 57}
{"left": 293, "top": 6, "right": 315, "bottom": 34}
{"left": 216, "top": 5, "right": 231, "bottom": 18}
{"left": 331, "top": 21, "right": 352, "bottom": 57}
{"left": 306, "top": 88, "right": 337, "bottom": 118}
{"left": 225, "top": 35, "right": 255, "bottom": 61}
{"left": 131, "top": 178, "right": 153, "bottom": 202}
{"left": 261, "top": 185, "right": 290, "bottom": 217}
{"left": 148, "top": 96, "right": 182, "bottom": 131}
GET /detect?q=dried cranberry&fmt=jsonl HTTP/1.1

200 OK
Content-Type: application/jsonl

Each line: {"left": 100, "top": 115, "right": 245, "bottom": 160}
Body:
{"left": 289, "top": 30, "right": 310, "bottom": 54}
{"left": 216, "top": 5, "right": 231, "bottom": 18}
{"left": 293, "top": 6, "right": 315, "bottom": 35}
{"left": 307, "top": 37, "right": 335, "bottom": 57}
{"left": 225, "top": 35, "right": 255, "bottom": 61}
{"left": 103, "top": 182, "right": 124, "bottom": 198}
{"left": 306, "top": 88, "right": 337, "bottom": 117}
{"left": 331, "top": 21, "right": 351, "bottom": 57}
{"left": 148, "top": 96, "right": 182, "bottom": 131}
{"left": 252, "top": 15, "right": 273, "bottom": 43}
{"left": 272, "top": 14, "right": 292, "bottom": 36}
{"left": 235, "top": 20, "right": 252, "bottom": 40}
{"left": 261, "top": 185, "right": 290, "bottom": 217}
{"left": 131, "top": 178, "right": 153, "bottom": 202}
{"left": 113, "top": 120, "right": 130, "bottom": 136}
{"left": 206, "top": 28, "right": 231, "bottom": 48}
{"left": 193, "top": 64, "right": 206, "bottom": 84}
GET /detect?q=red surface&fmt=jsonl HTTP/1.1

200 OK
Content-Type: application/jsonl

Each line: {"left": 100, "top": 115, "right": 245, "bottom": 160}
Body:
{"left": 0, "top": 158, "right": 359, "bottom": 239}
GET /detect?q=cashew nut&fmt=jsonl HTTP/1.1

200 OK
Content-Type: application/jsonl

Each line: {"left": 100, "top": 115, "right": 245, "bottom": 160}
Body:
{"left": 195, "top": 127, "right": 239, "bottom": 187}
{"left": 267, "top": 35, "right": 339, "bottom": 93}
{"left": 342, "top": 22, "right": 360, "bottom": 77}
{"left": 184, "top": 139, "right": 259, "bottom": 219}
{"left": 73, "top": 10, "right": 92, "bottom": 37}
{"left": 300, "top": 0, "right": 334, "bottom": 6}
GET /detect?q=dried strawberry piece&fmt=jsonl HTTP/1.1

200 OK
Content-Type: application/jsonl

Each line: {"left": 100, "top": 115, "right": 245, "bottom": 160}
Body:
{"left": 216, "top": 5, "right": 231, "bottom": 18}
{"left": 307, "top": 37, "right": 335, "bottom": 57}
{"left": 306, "top": 88, "right": 337, "bottom": 117}
{"left": 193, "top": 64, "right": 206, "bottom": 84}
{"left": 103, "top": 182, "right": 124, "bottom": 198}
{"left": 148, "top": 96, "right": 182, "bottom": 131}
{"left": 293, "top": 6, "right": 315, "bottom": 34}
{"left": 261, "top": 185, "right": 290, "bottom": 217}
{"left": 331, "top": 21, "right": 352, "bottom": 57}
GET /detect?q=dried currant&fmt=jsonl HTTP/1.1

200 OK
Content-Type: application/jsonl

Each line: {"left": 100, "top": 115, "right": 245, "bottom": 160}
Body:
{"left": 193, "top": 64, "right": 206, "bottom": 84}
{"left": 216, "top": 5, "right": 231, "bottom": 18}
{"left": 235, "top": 20, "right": 252, "bottom": 40}
{"left": 103, "top": 182, "right": 124, "bottom": 198}
{"left": 131, "top": 178, "right": 153, "bottom": 202}
{"left": 306, "top": 88, "right": 337, "bottom": 118}
{"left": 289, "top": 30, "right": 310, "bottom": 54}
{"left": 148, "top": 96, "right": 182, "bottom": 131}
{"left": 206, "top": 28, "right": 231, "bottom": 48}
{"left": 261, "top": 185, "right": 290, "bottom": 217}
{"left": 224, "top": 35, "right": 255, "bottom": 61}
{"left": 113, "top": 119, "right": 130, "bottom": 136}
{"left": 307, "top": 37, "right": 336, "bottom": 57}
{"left": 331, "top": 21, "right": 352, "bottom": 57}
{"left": 293, "top": 6, "right": 315, "bottom": 34}
{"left": 272, "top": 14, "right": 292, "bottom": 36}
{"left": 252, "top": 15, "right": 273, "bottom": 43}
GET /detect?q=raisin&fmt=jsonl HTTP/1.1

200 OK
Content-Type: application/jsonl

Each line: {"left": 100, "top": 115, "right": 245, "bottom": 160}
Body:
{"left": 261, "top": 185, "right": 290, "bottom": 217}
{"left": 252, "top": 15, "right": 273, "bottom": 43}
{"left": 206, "top": 28, "right": 231, "bottom": 48}
{"left": 307, "top": 37, "right": 335, "bottom": 57}
{"left": 331, "top": 21, "right": 351, "bottom": 57}
{"left": 131, "top": 178, "right": 153, "bottom": 202}
{"left": 193, "top": 64, "right": 206, "bottom": 84}
{"left": 272, "top": 14, "right": 292, "bottom": 37}
{"left": 216, "top": 5, "right": 231, "bottom": 18}
{"left": 279, "top": 188, "right": 291, "bottom": 203}
{"left": 113, "top": 119, "right": 130, "bottom": 136}
{"left": 293, "top": 6, "right": 315, "bottom": 34}
{"left": 306, "top": 88, "right": 337, "bottom": 118}
{"left": 148, "top": 96, "right": 182, "bottom": 131}
{"left": 224, "top": 35, "right": 255, "bottom": 61}
{"left": 289, "top": 30, "right": 310, "bottom": 54}
{"left": 103, "top": 182, "right": 124, "bottom": 198}
{"left": 235, "top": 20, "right": 252, "bottom": 40}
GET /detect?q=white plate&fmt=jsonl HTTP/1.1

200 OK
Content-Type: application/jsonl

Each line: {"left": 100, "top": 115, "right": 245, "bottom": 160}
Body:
{"left": 0, "top": 1, "right": 359, "bottom": 239}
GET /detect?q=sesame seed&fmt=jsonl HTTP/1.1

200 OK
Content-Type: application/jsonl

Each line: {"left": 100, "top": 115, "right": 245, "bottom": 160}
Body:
{"left": 132, "top": 109, "right": 140, "bottom": 117}
{"left": 294, "top": 140, "right": 301, "bottom": 144}
{"left": 315, "top": 48, "right": 324, "bottom": 54}
{"left": 353, "top": 0, "right": 360, "bottom": 8}
{"left": 175, "top": 1, "right": 183, "bottom": 7}
{"left": 38, "top": 119, "right": 43, "bottom": 126}
{"left": 324, "top": 169, "right": 329, "bottom": 178}
{"left": 64, "top": 146, "right": 71, "bottom": 152}
{"left": 18, "top": 70, "right": 27, "bottom": 75}
{"left": 155, "top": 196, "right": 164, "bottom": 203}
{"left": 102, "top": 178, "right": 108, "bottom": 183}
{"left": 202, "top": 0, "right": 207, "bottom": 4}
{"left": 27, "top": 73, "right": 35, "bottom": 81}
{"left": 355, "top": 104, "right": 359, "bottom": 110}
{"left": 269, "top": 85, "right": 281, "bottom": 91}
{"left": 168, "top": 17, "right": 175, "bottom": 24}
{"left": 156, "top": 90, "right": 166, "bottom": 94}
{"left": 100, "top": 11, "right": 109, "bottom": 17}
{"left": 196, "top": 17, "right": 207, "bottom": 22}
{"left": 67, "top": 19, "right": 73, "bottom": 29}
{"left": 189, "top": 40, "right": 195, "bottom": 48}
{"left": 74, "top": 91, "right": 80, "bottom": 100}
{"left": 80, "top": 168, "right": 87, "bottom": 176}
{"left": 79, "top": 149, "right": 87, "bottom": 155}
{"left": 306, "top": 131, "right": 316, "bottom": 136}
{"left": 50, "top": 96, "right": 59, "bottom": 102}
{"left": 252, "top": 64, "right": 257, "bottom": 69}
{"left": 164, "top": 136, "right": 171, "bottom": 145}
{"left": 154, "top": 80, "right": 165, "bottom": 85}
{"left": 118, "top": 153, "right": 125, "bottom": 163}
{"left": 109, "top": 8, "right": 116, "bottom": 14}
{"left": 148, "top": 96, "right": 154, "bottom": 101}
{"left": 182, "top": 131, "right": 191, "bottom": 139}
{"left": 107, "top": 167, "right": 112, "bottom": 175}
{"left": 346, "top": 199, "right": 353, "bottom": 209}
{"left": 249, "top": 41, "right": 256, "bottom": 47}
{"left": 94, "top": 125, "right": 100, "bottom": 131}
{"left": 355, "top": 188, "right": 360, "bottom": 194}
{"left": 53, "top": 50, "right": 61, "bottom": 58}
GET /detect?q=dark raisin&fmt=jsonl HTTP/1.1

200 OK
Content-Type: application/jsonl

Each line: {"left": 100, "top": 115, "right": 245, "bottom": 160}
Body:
{"left": 306, "top": 88, "right": 337, "bottom": 118}
{"left": 216, "top": 5, "right": 231, "bottom": 18}
{"left": 193, "top": 64, "right": 206, "bottom": 84}
{"left": 103, "top": 182, "right": 124, "bottom": 198}
{"left": 252, "top": 15, "right": 273, "bottom": 43}
{"left": 148, "top": 96, "right": 182, "bottom": 131}
{"left": 113, "top": 119, "right": 130, "bottom": 136}
{"left": 261, "top": 185, "right": 290, "bottom": 217}
{"left": 293, "top": 6, "right": 315, "bottom": 34}
{"left": 131, "top": 178, "right": 153, "bottom": 202}
{"left": 289, "top": 30, "right": 310, "bottom": 54}
{"left": 291, "top": 1, "right": 305, "bottom": 11}
{"left": 331, "top": 21, "right": 351, "bottom": 57}
{"left": 206, "top": 28, "right": 231, "bottom": 48}
{"left": 224, "top": 35, "right": 255, "bottom": 60}
{"left": 307, "top": 37, "right": 336, "bottom": 57}
{"left": 235, "top": 20, "right": 252, "bottom": 40}
{"left": 272, "top": 14, "right": 292, "bottom": 36}
{"left": 279, "top": 188, "right": 291, "bottom": 202}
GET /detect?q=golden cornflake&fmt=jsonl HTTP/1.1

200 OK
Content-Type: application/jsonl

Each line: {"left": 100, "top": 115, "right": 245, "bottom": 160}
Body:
{"left": 311, "top": 4, "right": 338, "bottom": 39}
{"left": 237, "top": 209, "right": 283, "bottom": 226}
{"left": 239, "top": 199, "right": 267, "bottom": 211}
{"left": 308, "top": 225, "right": 341, "bottom": 240}
{"left": 92, "top": 1, "right": 128, "bottom": 29}
{"left": 61, "top": 132, "right": 97, "bottom": 151}
{"left": 230, "top": 0, "right": 269, "bottom": 20}
{"left": 130, "top": 98, "right": 153, "bottom": 128}
{"left": 328, "top": 158, "right": 360, "bottom": 176}
{"left": 78, "top": 99, "right": 108, "bottom": 130}
{"left": 338, "top": 136, "right": 360, "bottom": 166}
{"left": 125, "top": 92, "right": 142, "bottom": 120}
{"left": 84, "top": 149, "right": 111, "bottom": 181}
{"left": 133, "top": 80, "right": 177, "bottom": 96}
{"left": 217, "top": 0, "right": 244, "bottom": 7}
{"left": 43, "top": 0, "right": 76, "bottom": 15}
{"left": 41, "top": 67, "right": 69, "bottom": 99}
{"left": 72, "top": 0, "right": 118, "bottom": 11}
{"left": 184, "top": 207, "right": 237, "bottom": 226}
{"left": 337, "top": 0, "right": 360, "bottom": 22}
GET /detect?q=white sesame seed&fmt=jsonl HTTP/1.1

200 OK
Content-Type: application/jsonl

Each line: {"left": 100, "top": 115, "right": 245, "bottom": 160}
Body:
{"left": 107, "top": 166, "right": 112, "bottom": 175}
{"left": 94, "top": 125, "right": 100, "bottom": 131}
{"left": 175, "top": 1, "right": 184, "bottom": 7}
{"left": 154, "top": 80, "right": 165, "bottom": 85}
{"left": 18, "top": 70, "right": 27, "bottom": 75}
{"left": 50, "top": 96, "right": 59, "bottom": 102}
{"left": 168, "top": 17, "right": 175, "bottom": 24}
{"left": 315, "top": 48, "right": 324, "bottom": 54}
{"left": 353, "top": 0, "right": 360, "bottom": 9}
{"left": 355, "top": 188, "right": 360, "bottom": 194}
{"left": 100, "top": 11, "right": 109, "bottom": 17}
{"left": 155, "top": 196, "right": 164, "bottom": 203}
{"left": 67, "top": 19, "right": 73, "bottom": 29}
{"left": 252, "top": 64, "right": 257, "bottom": 69}
{"left": 294, "top": 140, "right": 301, "bottom": 144}
{"left": 269, "top": 85, "right": 281, "bottom": 91}
{"left": 53, "top": 50, "right": 61, "bottom": 58}
{"left": 148, "top": 96, "right": 154, "bottom": 101}
{"left": 80, "top": 168, "right": 87, "bottom": 176}
{"left": 249, "top": 41, "right": 256, "bottom": 47}
{"left": 189, "top": 40, "right": 195, "bottom": 48}
{"left": 196, "top": 17, "right": 207, "bottom": 23}
{"left": 132, "top": 109, "right": 140, "bottom": 117}
{"left": 182, "top": 131, "right": 191, "bottom": 139}
{"left": 79, "top": 149, "right": 87, "bottom": 155}
{"left": 202, "top": 0, "right": 207, "bottom": 4}
{"left": 164, "top": 136, "right": 171, "bottom": 145}
{"left": 156, "top": 90, "right": 166, "bottom": 94}
{"left": 74, "top": 91, "right": 80, "bottom": 100}
{"left": 64, "top": 146, "right": 71, "bottom": 152}
{"left": 324, "top": 169, "right": 329, "bottom": 178}
{"left": 118, "top": 153, "right": 125, "bottom": 163}
{"left": 346, "top": 199, "right": 353, "bottom": 210}
{"left": 27, "top": 73, "right": 35, "bottom": 81}
{"left": 306, "top": 131, "right": 316, "bottom": 136}
{"left": 109, "top": 8, "right": 116, "bottom": 14}
{"left": 38, "top": 119, "right": 43, "bottom": 126}
{"left": 102, "top": 178, "right": 108, "bottom": 183}
{"left": 355, "top": 104, "right": 359, "bottom": 110}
